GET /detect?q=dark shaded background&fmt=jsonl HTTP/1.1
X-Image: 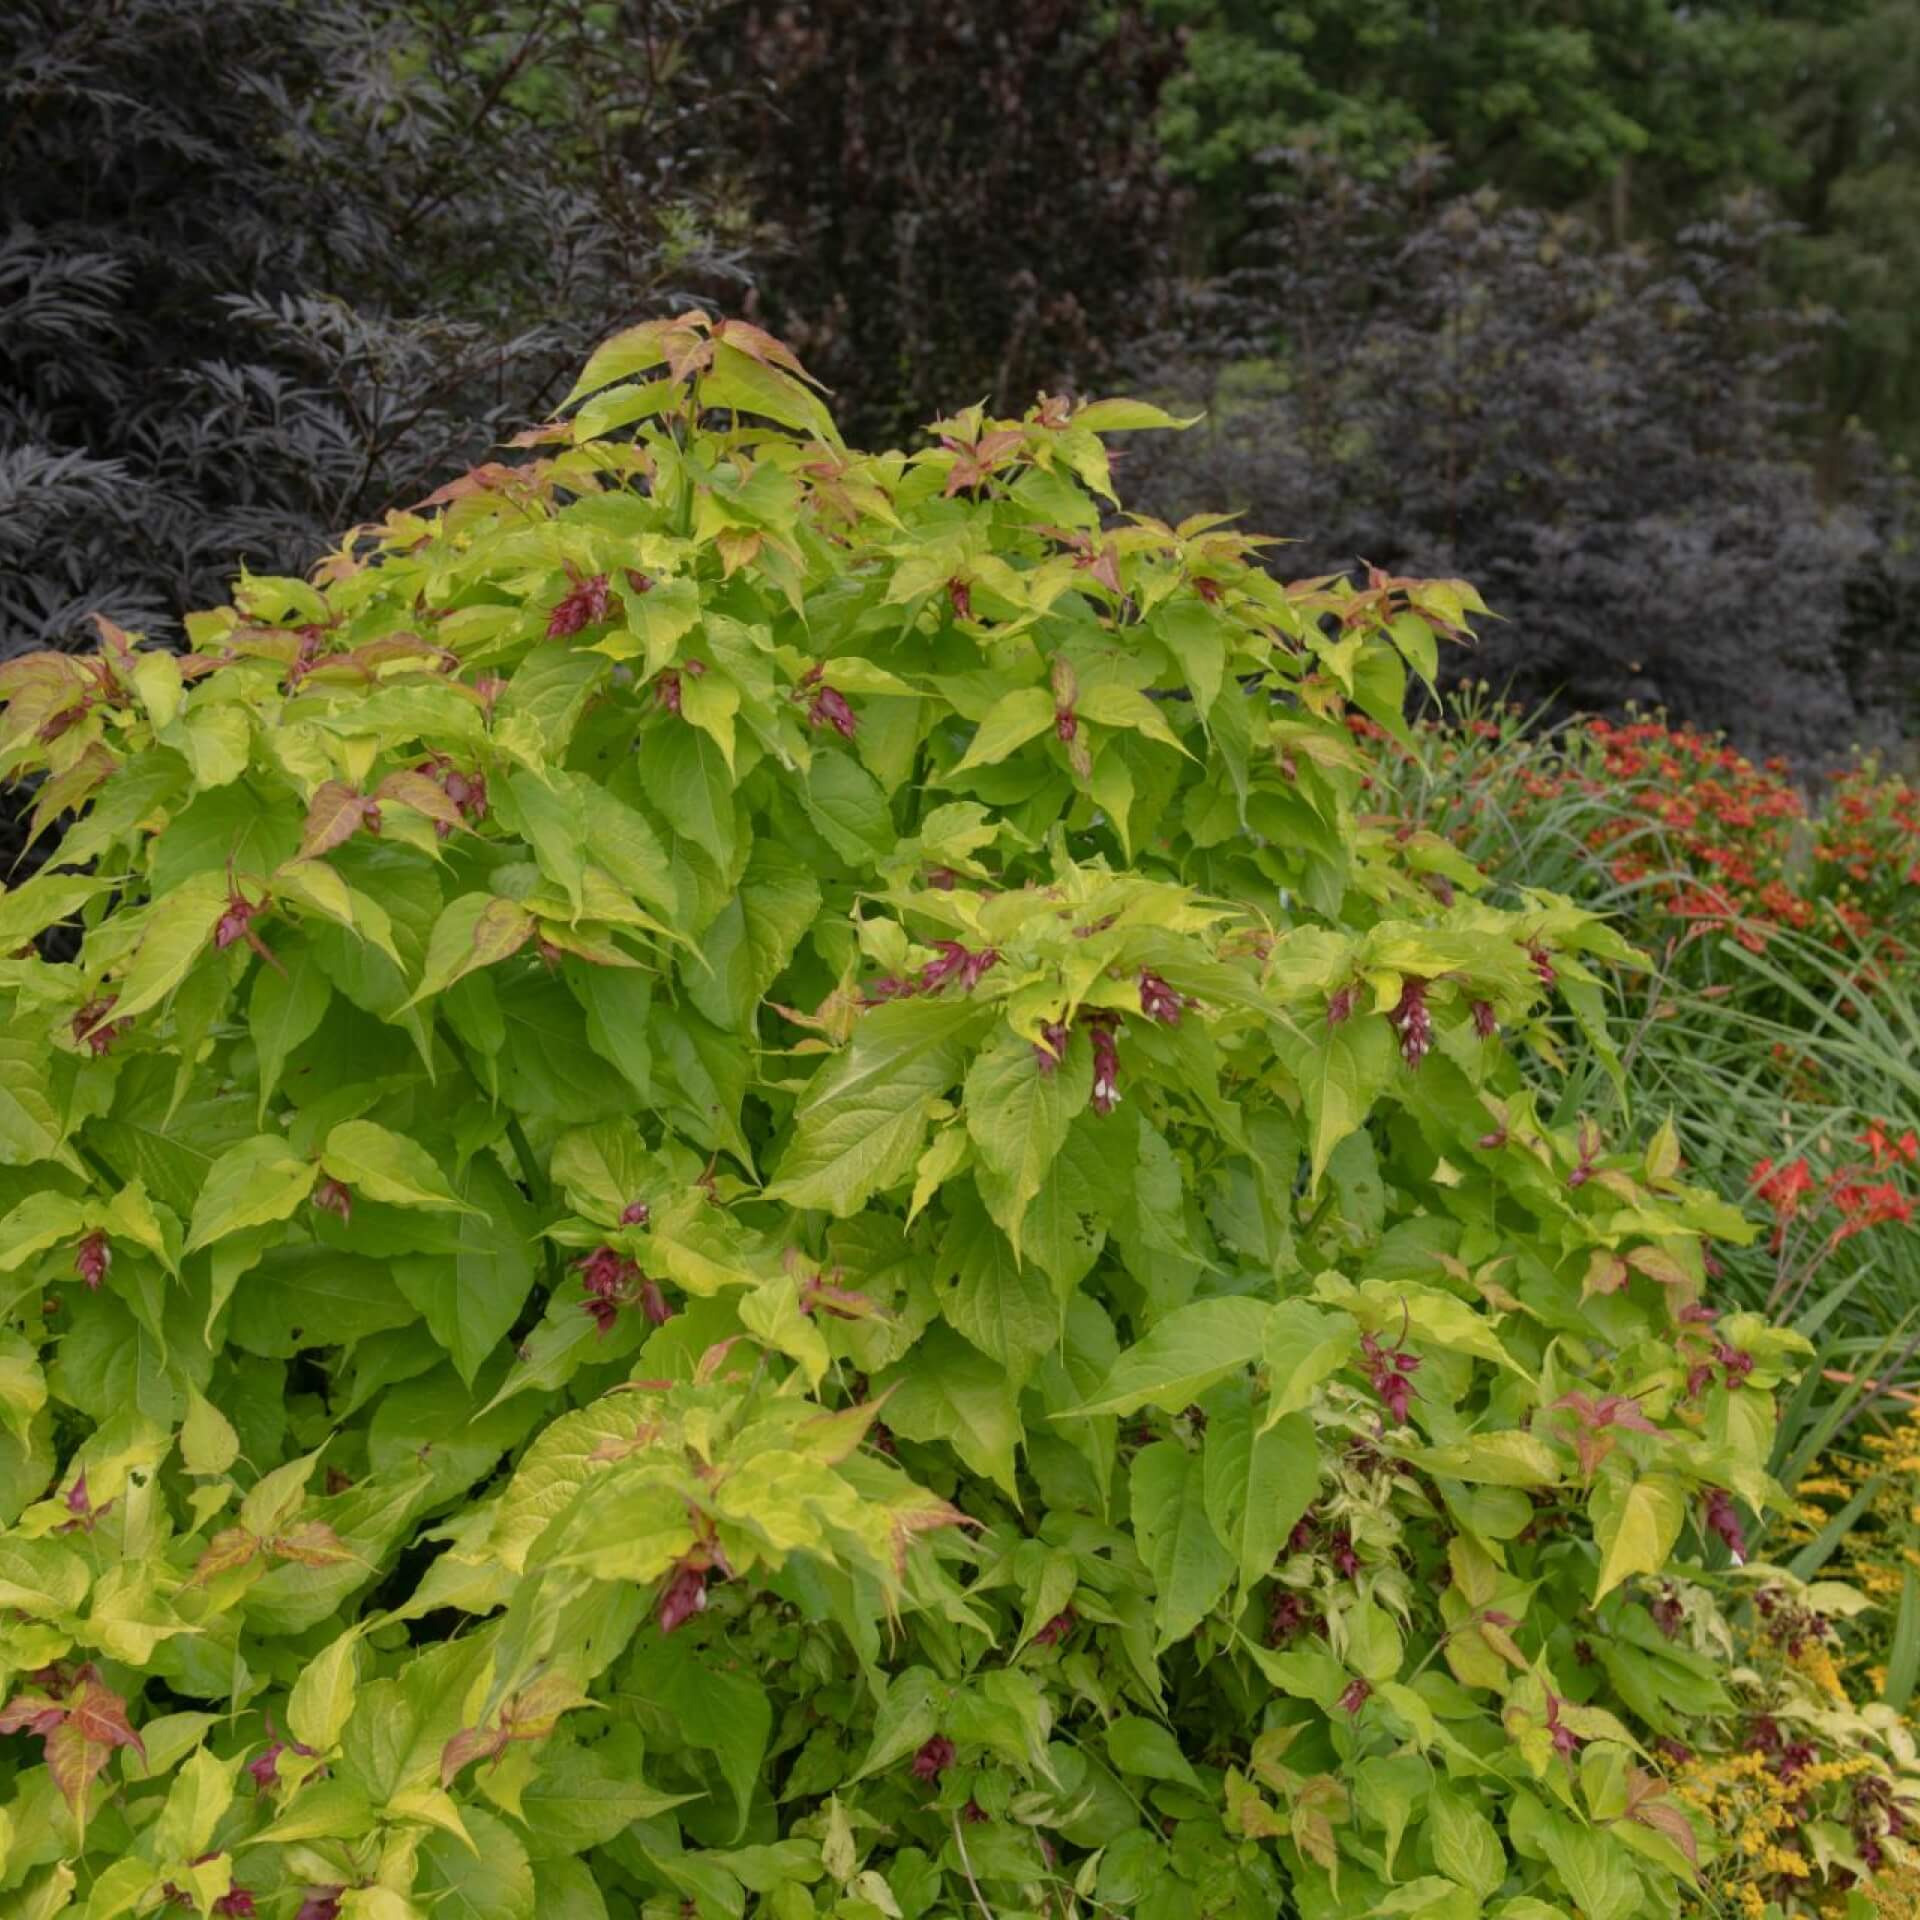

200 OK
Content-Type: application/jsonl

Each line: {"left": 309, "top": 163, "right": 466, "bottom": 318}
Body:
{"left": 4, "top": 0, "right": 1916, "bottom": 769}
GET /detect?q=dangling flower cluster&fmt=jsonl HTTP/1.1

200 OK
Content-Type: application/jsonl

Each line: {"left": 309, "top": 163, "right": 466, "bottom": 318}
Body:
{"left": 414, "top": 756, "right": 488, "bottom": 835}
{"left": 911, "top": 1735, "right": 955, "bottom": 1784}
{"left": 1470, "top": 998, "right": 1497, "bottom": 1039}
{"left": 1703, "top": 1489, "right": 1747, "bottom": 1564}
{"left": 163, "top": 1870, "right": 255, "bottom": 1917}
{"left": 54, "top": 1468, "right": 107, "bottom": 1533}
{"left": 70, "top": 994, "right": 127, "bottom": 1056}
{"left": 72, "top": 1231, "right": 110, "bottom": 1290}
{"left": 1525, "top": 940, "right": 1557, "bottom": 989}
{"left": 1086, "top": 1014, "right": 1122, "bottom": 1115}
{"left": 1357, "top": 1313, "right": 1421, "bottom": 1424}
{"left": 546, "top": 571, "right": 610, "bottom": 638}
{"left": 658, "top": 1530, "right": 729, "bottom": 1635}
{"left": 946, "top": 577, "right": 973, "bottom": 622}
{"left": 1326, "top": 983, "right": 1356, "bottom": 1026}
{"left": 917, "top": 941, "right": 999, "bottom": 994}
{"left": 797, "top": 665, "right": 857, "bottom": 738}
{"left": 1031, "top": 1608, "right": 1075, "bottom": 1647}
{"left": 1266, "top": 1588, "right": 1317, "bottom": 1646}
{"left": 311, "top": 1177, "right": 352, "bottom": 1225}
{"left": 1031, "top": 1021, "right": 1070, "bottom": 1076}
{"left": 1544, "top": 1692, "right": 1581, "bottom": 1760}
{"left": 247, "top": 1715, "right": 316, "bottom": 1791}
{"left": 1390, "top": 977, "right": 1432, "bottom": 1069}
{"left": 1137, "top": 968, "right": 1183, "bottom": 1025}
{"left": 574, "top": 1246, "right": 671, "bottom": 1336}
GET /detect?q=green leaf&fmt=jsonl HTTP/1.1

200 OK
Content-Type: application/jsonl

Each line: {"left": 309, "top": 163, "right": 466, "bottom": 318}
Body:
{"left": 1130, "top": 1439, "right": 1234, "bottom": 1649}
{"left": 1411, "top": 1432, "right": 1564, "bottom": 1488}
{"left": 1068, "top": 1298, "right": 1269, "bottom": 1417}
{"left": 1885, "top": 1566, "right": 1920, "bottom": 1712}
{"left": 288, "top": 1622, "right": 362, "bottom": 1752}
{"left": 420, "top": 1805, "right": 536, "bottom": 1920}
{"left": 111, "top": 870, "right": 230, "bottom": 1023}
{"left": 321, "top": 1120, "right": 476, "bottom": 1212}
{"left": 938, "top": 1184, "right": 1060, "bottom": 1390}
{"left": 184, "top": 1135, "right": 319, "bottom": 1252}
{"left": 964, "top": 1027, "right": 1090, "bottom": 1259}
{"left": 412, "top": 894, "right": 535, "bottom": 1004}
{"left": 1202, "top": 1397, "right": 1318, "bottom": 1594}
{"left": 625, "top": 1636, "right": 771, "bottom": 1842}
{"left": 950, "top": 686, "right": 1057, "bottom": 774}
{"left": 1429, "top": 1783, "right": 1506, "bottom": 1898}
{"left": 768, "top": 999, "right": 983, "bottom": 1215}
{"left": 249, "top": 934, "right": 330, "bottom": 1115}
{"left": 1106, "top": 1715, "right": 1203, "bottom": 1791}
{"left": 702, "top": 340, "right": 841, "bottom": 445}
{"left": 514, "top": 1736, "right": 692, "bottom": 1857}
{"left": 1591, "top": 1470, "right": 1686, "bottom": 1602}
{"left": 684, "top": 843, "right": 820, "bottom": 1032}
{"left": 1284, "top": 1015, "right": 1397, "bottom": 1192}
{"left": 878, "top": 1324, "right": 1021, "bottom": 1499}
{"left": 1260, "top": 1299, "right": 1358, "bottom": 1427}
{"left": 1152, "top": 601, "right": 1226, "bottom": 718}
{"left": 393, "top": 1156, "right": 539, "bottom": 1384}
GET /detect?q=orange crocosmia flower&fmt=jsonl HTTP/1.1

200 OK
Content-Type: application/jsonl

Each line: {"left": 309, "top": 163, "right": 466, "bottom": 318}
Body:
{"left": 1859, "top": 1124, "right": 1920, "bottom": 1171}
{"left": 1752, "top": 1157, "right": 1817, "bottom": 1221}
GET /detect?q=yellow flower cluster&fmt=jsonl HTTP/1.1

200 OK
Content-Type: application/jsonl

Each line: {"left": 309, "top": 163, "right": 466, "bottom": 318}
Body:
{"left": 1677, "top": 1748, "right": 1885, "bottom": 1917}
{"left": 1794, "top": 1636, "right": 1850, "bottom": 1703}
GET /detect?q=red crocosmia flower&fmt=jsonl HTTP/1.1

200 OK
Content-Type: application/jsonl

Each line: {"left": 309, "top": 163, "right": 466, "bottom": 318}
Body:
{"left": 1859, "top": 1123, "right": 1919, "bottom": 1170}
{"left": 1752, "top": 1156, "right": 1816, "bottom": 1225}
{"left": 911, "top": 1734, "right": 955, "bottom": 1783}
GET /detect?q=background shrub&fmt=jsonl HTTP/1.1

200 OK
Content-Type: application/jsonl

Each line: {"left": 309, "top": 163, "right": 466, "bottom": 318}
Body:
{"left": 0, "top": 0, "right": 747, "bottom": 650}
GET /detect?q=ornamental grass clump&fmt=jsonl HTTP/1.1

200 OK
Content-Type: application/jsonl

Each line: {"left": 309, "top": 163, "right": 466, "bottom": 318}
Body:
{"left": 0, "top": 310, "right": 1896, "bottom": 1917}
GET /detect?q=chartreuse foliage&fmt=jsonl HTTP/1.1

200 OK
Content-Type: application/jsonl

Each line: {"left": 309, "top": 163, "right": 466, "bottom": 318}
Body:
{"left": 0, "top": 309, "right": 1836, "bottom": 1919}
